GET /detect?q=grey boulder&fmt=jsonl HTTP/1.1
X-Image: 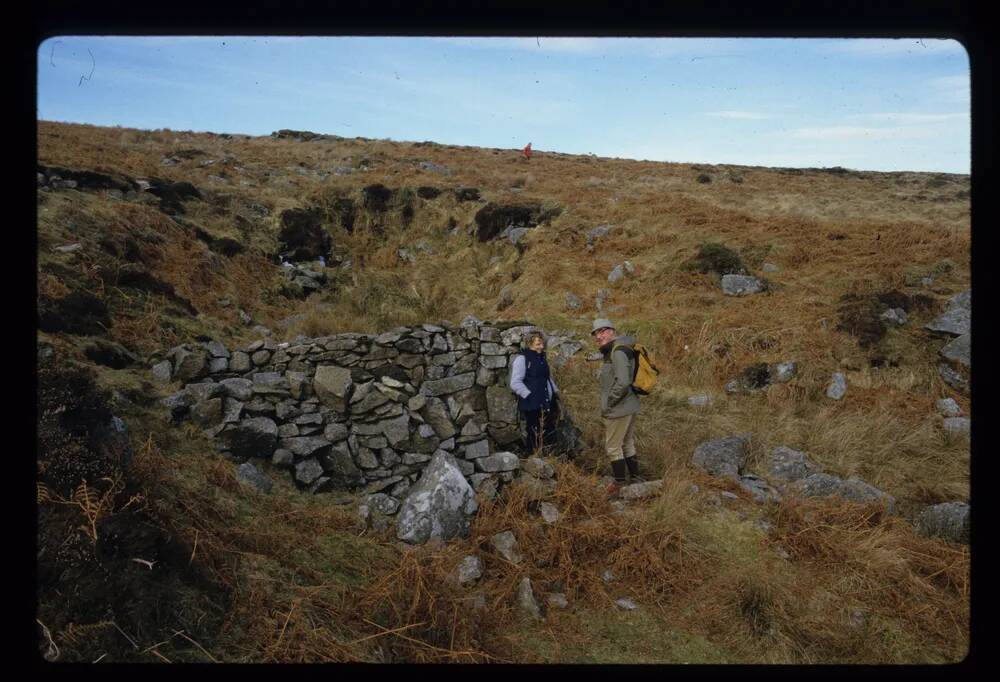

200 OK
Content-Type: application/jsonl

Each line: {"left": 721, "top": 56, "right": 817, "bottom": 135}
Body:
{"left": 396, "top": 450, "right": 478, "bottom": 545}
{"left": 768, "top": 446, "right": 821, "bottom": 483}
{"left": 721, "top": 274, "right": 766, "bottom": 296}
{"left": 236, "top": 462, "right": 273, "bottom": 493}
{"left": 925, "top": 290, "right": 970, "bottom": 336}
{"left": 916, "top": 501, "right": 969, "bottom": 544}
{"left": 691, "top": 434, "right": 751, "bottom": 480}
{"left": 220, "top": 417, "right": 278, "bottom": 458}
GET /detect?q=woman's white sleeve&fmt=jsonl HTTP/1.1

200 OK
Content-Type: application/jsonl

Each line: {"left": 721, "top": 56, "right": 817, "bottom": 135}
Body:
{"left": 509, "top": 355, "right": 531, "bottom": 399}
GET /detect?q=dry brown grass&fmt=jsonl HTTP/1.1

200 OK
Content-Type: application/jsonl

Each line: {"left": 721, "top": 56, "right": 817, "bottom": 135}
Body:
{"left": 36, "top": 119, "right": 970, "bottom": 663}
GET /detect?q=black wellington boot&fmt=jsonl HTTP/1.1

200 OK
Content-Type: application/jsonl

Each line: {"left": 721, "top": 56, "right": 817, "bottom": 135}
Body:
{"left": 607, "top": 459, "right": 628, "bottom": 496}
{"left": 624, "top": 456, "right": 643, "bottom": 482}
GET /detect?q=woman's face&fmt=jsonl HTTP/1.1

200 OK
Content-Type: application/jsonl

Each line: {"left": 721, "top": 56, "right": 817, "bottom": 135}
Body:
{"left": 529, "top": 336, "right": 545, "bottom": 352}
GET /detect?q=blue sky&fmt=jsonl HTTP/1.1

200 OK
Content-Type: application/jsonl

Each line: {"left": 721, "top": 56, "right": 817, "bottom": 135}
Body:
{"left": 37, "top": 36, "right": 970, "bottom": 173}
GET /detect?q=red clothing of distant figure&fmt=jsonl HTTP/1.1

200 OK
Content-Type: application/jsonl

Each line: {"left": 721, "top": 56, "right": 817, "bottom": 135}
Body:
{"left": 523, "top": 142, "right": 532, "bottom": 160}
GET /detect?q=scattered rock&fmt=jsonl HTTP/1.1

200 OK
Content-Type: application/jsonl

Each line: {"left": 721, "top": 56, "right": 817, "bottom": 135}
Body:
{"left": 490, "top": 530, "right": 523, "bottom": 564}
{"left": 935, "top": 398, "right": 962, "bottom": 417}
{"left": 942, "top": 417, "right": 970, "bottom": 438}
{"left": 938, "top": 364, "right": 968, "bottom": 393}
{"left": 539, "top": 502, "right": 561, "bottom": 524}
{"left": 721, "top": 274, "right": 766, "bottom": 296}
{"left": 516, "top": 577, "right": 543, "bottom": 620}
{"left": 826, "top": 373, "right": 847, "bottom": 400}
{"left": 547, "top": 593, "right": 569, "bottom": 609}
{"left": 916, "top": 501, "right": 969, "bottom": 544}
{"left": 457, "top": 555, "right": 482, "bottom": 585}
{"left": 620, "top": 479, "right": 663, "bottom": 500}
{"left": 688, "top": 394, "right": 712, "bottom": 407}
{"left": 614, "top": 598, "right": 638, "bottom": 610}
{"left": 880, "top": 308, "right": 908, "bottom": 326}
{"left": 924, "top": 290, "right": 970, "bottom": 336}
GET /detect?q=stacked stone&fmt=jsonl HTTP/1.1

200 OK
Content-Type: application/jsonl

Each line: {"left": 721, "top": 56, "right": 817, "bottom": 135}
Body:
{"left": 154, "top": 318, "right": 572, "bottom": 512}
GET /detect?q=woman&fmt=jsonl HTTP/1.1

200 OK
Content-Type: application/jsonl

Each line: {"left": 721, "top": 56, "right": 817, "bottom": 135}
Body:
{"left": 509, "top": 330, "right": 560, "bottom": 455}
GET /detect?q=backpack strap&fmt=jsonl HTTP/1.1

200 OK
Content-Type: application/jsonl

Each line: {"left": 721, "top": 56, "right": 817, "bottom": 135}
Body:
{"left": 612, "top": 343, "right": 638, "bottom": 384}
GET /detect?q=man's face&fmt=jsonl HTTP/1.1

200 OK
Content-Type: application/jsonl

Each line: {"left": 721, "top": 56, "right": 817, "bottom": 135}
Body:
{"left": 593, "top": 327, "right": 614, "bottom": 347}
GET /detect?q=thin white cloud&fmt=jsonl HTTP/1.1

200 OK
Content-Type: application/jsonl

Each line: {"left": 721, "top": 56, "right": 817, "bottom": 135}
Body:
{"left": 707, "top": 110, "right": 771, "bottom": 120}
{"left": 846, "top": 112, "right": 968, "bottom": 124}
{"left": 786, "top": 126, "right": 939, "bottom": 141}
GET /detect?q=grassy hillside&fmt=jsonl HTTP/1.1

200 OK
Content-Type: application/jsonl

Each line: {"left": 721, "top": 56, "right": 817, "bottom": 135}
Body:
{"left": 36, "top": 120, "right": 969, "bottom": 663}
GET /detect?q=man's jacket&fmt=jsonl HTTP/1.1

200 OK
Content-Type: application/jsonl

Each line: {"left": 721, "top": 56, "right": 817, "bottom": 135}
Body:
{"left": 599, "top": 334, "right": 641, "bottom": 418}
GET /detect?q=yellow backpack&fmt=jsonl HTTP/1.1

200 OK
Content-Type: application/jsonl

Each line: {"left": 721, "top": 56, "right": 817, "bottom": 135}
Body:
{"left": 613, "top": 342, "right": 660, "bottom": 395}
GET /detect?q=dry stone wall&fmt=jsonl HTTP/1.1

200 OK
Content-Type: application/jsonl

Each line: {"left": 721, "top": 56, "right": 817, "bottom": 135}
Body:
{"left": 154, "top": 317, "right": 583, "bottom": 506}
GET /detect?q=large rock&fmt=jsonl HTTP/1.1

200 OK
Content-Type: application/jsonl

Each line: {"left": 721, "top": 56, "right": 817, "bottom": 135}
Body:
{"left": 793, "top": 473, "right": 895, "bottom": 511}
{"left": 236, "top": 462, "right": 273, "bottom": 493}
{"left": 172, "top": 348, "right": 208, "bottom": 382}
{"left": 419, "top": 397, "right": 456, "bottom": 440}
{"left": 294, "top": 458, "right": 325, "bottom": 486}
{"left": 420, "top": 372, "right": 476, "bottom": 397}
{"left": 721, "top": 274, "right": 766, "bottom": 296}
{"left": 220, "top": 417, "right": 278, "bottom": 458}
{"left": 916, "top": 501, "right": 970, "bottom": 544}
{"left": 691, "top": 434, "right": 750, "bottom": 480}
{"left": 939, "top": 333, "right": 970, "bottom": 369}
{"left": 279, "top": 436, "right": 332, "bottom": 458}
{"left": 768, "top": 446, "right": 821, "bottom": 483}
{"left": 380, "top": 414, "right": 411, "bottom": 446}
{"left": 185, "top": 382, "right": 226, "bottom": 403}
{"left": 319, "top": 442, "right": 366, "bottom": 488}
{"left": 220, "top": 378, "right": 254, "bottom": 401}
{"left": 313, "top": 365, "right": 353, "bottom": 412}
{"left": 925, "top": 290, "right": 970, "bottom": 336}
{"left": 475, "top": 451, "right": 520, "bottom": 473}
{"left": 486, "top": 384, "right": 519, "bottom": 424}
{"left": 620, "top": 479, "right": 663, "bottom": 500}
{"left": 191, "top": 398, "right": 223, "bottom": 428}
{"left": 396, "top": 450, "right": 478, "bottom": 544}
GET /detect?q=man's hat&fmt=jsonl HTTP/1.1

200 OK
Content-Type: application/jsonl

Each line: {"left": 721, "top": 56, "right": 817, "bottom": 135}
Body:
{"left": 591, "top": 318, "right": 615, "bottom": 335}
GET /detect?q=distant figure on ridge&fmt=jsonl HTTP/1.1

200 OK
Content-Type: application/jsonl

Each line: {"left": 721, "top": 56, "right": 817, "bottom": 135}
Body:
{"left": 523, "top": 142, "right": 532, "bottom": 160}
{"left": 509, "top": 330, "right": 560, "bottom": 455}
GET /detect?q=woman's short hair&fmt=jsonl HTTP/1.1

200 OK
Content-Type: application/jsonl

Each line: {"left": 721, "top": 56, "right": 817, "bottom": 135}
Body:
{"left": 524, "top": 330, "right": 546, "bottom": 348}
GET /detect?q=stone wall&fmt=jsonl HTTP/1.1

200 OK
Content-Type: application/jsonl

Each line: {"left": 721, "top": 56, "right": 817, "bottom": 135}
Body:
{"left": 154, "top": 316, "right": 583, "bottom": 505}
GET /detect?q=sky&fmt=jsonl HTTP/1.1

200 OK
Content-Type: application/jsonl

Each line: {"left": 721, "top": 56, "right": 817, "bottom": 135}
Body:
{"left": 36, "top": 36, "right": 970, "bottom": 173}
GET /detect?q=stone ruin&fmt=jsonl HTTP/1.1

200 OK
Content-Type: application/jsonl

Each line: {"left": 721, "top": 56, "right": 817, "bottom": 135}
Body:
{"left": 153, "top": 317, "right": 584, "bottom": 513}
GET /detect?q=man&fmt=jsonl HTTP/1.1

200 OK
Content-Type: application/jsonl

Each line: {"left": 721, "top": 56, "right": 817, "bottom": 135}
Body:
{"left": 591, "top": 318, "right": 642, "bottom": 495}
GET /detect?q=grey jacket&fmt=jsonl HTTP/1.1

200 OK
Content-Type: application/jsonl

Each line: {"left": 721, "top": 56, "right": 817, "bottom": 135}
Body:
{"left": 598, "top": 334, "right": 641, "bottom": 418}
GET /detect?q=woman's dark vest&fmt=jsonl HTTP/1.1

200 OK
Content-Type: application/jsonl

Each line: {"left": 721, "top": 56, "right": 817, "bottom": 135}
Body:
{"left": 518, "top": 349, "right": 551, "bottom": 412}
